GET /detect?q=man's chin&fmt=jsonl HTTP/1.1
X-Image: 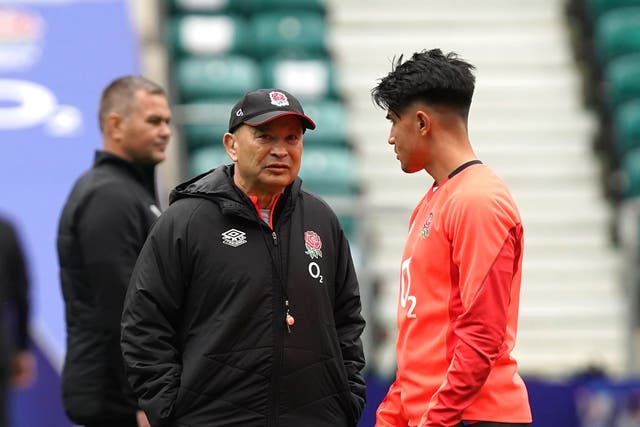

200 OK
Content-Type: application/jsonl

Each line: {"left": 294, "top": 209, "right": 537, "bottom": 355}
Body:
{"left": 135, "top": 154, "right": 165, "bottom": 166}
{"left": 150, "top": 152, "right": 167, "bottom": 165}
{"left": 262, "top": 175, "right": 294, "bottom": 190}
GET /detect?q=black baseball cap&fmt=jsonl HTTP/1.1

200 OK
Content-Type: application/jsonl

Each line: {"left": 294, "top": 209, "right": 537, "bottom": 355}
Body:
{"left": 228, "top": 88, "right": 316, "bottom": 133}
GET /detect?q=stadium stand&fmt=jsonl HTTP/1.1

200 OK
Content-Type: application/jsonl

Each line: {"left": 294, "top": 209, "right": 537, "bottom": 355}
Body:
{"left": 328, "top": 0, "right": 628, "bottom": 377}
{"left": 165, "top": 0, "right": 366, "bottom": 265}
{"left": 150, "top": 0, "right": 633, "bottom": 381}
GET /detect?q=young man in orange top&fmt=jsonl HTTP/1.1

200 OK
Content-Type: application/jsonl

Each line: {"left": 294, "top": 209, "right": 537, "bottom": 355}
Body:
{"left": 371, "top": 49, "right": 532, "bottom": 427}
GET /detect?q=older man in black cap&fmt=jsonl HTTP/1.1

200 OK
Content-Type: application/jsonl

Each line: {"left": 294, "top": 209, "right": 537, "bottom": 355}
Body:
{"left": 121, "top": 88, "right": 366, "bottom": 427}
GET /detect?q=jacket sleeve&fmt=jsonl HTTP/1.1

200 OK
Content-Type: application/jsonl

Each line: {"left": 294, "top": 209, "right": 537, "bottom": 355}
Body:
{"left": 334, "top": 226, "right": 367, "bottom": 424}
{"left": 121, "top": 209, "right": 187, "bottom": 427}
{"left": 420, "top": 192, "right": 522, "bottom": 427}
{"left": 3, "top": 221, "right": 30, "bottom": 350}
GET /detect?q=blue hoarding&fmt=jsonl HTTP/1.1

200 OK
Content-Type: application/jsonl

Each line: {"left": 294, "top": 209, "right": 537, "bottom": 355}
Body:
{"left": 0, "top": 1, "right": 139, "bottom": 425}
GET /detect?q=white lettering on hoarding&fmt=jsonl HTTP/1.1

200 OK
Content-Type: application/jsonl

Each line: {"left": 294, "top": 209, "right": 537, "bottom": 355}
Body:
{"left": 0, "top": 79, "right": 81, "bottom": 135}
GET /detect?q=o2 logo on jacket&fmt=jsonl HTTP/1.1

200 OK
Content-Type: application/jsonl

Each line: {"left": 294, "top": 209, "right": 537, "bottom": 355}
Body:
{"left": 400, "top": 257, "right": 417, "bottom": 318}
{"left": 304, "top": 230, "right": 323, "bottom": 284}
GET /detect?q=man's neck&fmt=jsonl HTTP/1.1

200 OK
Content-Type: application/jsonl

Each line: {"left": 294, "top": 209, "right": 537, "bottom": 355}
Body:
{"left": 233, "top": 176, "right": 282, "bottom": 209}
{"left": 426, "top": 134, "right": 476, "bottom": 185}
{"left": 252, "top": 193, "right": 279, "bottom": 209}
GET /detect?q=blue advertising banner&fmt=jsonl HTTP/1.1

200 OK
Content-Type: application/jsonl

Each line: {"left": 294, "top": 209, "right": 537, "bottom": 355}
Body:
{"left": 0, "top": 1, "right": 139, "bottom": 425}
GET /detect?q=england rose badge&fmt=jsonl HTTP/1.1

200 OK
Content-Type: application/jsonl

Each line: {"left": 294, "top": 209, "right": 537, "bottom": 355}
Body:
{"left": 304, "top": 230, "right": 323, "bottom": 259}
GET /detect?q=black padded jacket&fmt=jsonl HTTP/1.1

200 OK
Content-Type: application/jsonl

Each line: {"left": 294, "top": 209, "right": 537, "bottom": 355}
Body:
{"left": 57, "top": 151, "right": 160, "bottom": 425}
{"left": 121, "top": 165, "right": 366, "bottom": 427}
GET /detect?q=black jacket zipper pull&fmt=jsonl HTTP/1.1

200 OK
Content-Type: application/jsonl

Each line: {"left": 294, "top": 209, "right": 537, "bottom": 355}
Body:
{"left": 285, "top": 300, "right": 294, "bottom": 333}
{"left": 272, "top": 231, "right": 278, "bottom": 246}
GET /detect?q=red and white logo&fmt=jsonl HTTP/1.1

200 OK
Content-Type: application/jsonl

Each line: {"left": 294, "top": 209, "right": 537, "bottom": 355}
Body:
{"left": 0, "top": 7, "right": 45, "bottom": 71}
{"left": 269, "top": 91, "right": 289, "bottom": 107}
{"left": 304, "top": 230, "right": 322, "bottom": 259}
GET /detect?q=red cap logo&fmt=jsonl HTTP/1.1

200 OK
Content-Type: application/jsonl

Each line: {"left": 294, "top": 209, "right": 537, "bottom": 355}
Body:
{"left": 269, "top": 91, "right": 289, "bottom": 107}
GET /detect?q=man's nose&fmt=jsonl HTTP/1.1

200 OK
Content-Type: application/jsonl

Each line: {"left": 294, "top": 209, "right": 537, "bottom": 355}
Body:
{"left": 271, "top": 139, "right": 289, "bottom": 156}
{"left": 160, "top": 122, "right": 171, "bottom": 138}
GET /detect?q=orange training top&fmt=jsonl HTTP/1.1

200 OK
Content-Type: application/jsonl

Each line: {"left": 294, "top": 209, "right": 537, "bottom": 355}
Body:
{"left": 376, "top": 161, "right": 532, "bottom": 427}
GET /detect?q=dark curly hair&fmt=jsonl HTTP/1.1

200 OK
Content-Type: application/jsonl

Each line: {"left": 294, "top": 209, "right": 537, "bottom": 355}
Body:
{"left": 371, "top": 48, "right": 476, "bottom": 120}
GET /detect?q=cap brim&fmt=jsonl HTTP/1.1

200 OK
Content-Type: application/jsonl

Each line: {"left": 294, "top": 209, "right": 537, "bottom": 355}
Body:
{"left": 244, "top": 111, "right": 316, "bottom": 130}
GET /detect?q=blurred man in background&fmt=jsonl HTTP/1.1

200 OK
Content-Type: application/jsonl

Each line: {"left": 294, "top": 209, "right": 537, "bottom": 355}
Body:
{"left": 121, "top": 88, "right": 366, "bottom": 427}
{"left": 372, "top": 49, "right": 532, "bottom": 427}
{"left": 0, "top": 217, "right": 34, "bottom": 427}
{"left": 57, "top": 75, "right": 171, "bottom": 427}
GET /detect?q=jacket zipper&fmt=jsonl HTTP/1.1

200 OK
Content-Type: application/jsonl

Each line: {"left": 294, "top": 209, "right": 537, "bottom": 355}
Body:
{"left": 269, "top": 230, "right": 284, "bottom": 427}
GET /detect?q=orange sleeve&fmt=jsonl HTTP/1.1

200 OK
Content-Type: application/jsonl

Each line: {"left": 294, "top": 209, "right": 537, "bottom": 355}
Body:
{"left": 376, "top": 378, "right": 408, "bottom": 427}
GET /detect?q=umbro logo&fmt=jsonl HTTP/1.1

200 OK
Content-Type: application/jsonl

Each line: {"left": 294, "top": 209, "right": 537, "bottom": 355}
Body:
{"left": 222, "top": 228, "right": 247, "bottom": 247}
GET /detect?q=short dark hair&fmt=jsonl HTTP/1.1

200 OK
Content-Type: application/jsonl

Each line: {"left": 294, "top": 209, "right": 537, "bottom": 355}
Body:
{"left": 98, "top": 75, "right": 166, "bottom": 132}
{"left": 371, "top": 48, "right": 476, "bottom": 119}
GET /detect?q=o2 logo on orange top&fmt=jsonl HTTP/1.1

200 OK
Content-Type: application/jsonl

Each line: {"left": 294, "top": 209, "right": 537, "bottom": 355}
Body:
{"left": 400, "top": 257, "right": 417, "bottom": 318}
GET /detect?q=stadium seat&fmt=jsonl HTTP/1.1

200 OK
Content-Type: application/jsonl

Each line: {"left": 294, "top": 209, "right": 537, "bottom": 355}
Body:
{"left": 182, "top": 122, "right": 229, "bottom": 153}
{"left": 603, "top": 52, "right": 640, "bottom": 111}
{"left": 588, "top": 0, "right": 640, "bottom": 21}
{"left": 244, "top": 0, "right": 326, "bottom": 13}
{"left": 299, "top": 147, "right": 359, "bottom": 196}
{"left": 179, "top": 100, "right": 236, "bottom": 151}
{"left": 594, "top": 7, "right": 640, "bottom": 65}
{"left": 168, "top": 14, "right": 251, "bottom": 57}
{"left": 169, "top": 0, "right": 231, "bottom": 13}
{"left": 180, "top": 98, "right": 350, "bottom": 152}
{"left": 174, "top": 55, "right": 262, "bottom": 102}
{"left": 620, "top": 146, "right": 640, "bottom": 198}
{"left": 249, "top": 12, "right": 327, "bottom": 59}
{"left": 338, "top": 214, "right": 358, "bottom": 241}
{"left": 169, "top": 0, "right": 325, "bottom": 14}
{"left": 614, "top": 99, "right": 640, "bottom": 158}
{"left": 189, "top": 146, "right": 231, "bottom": 177}
{"left": 261, "top": 57, "right": 338, "bottom": 100}
{"left": 302, "top": 100, "right": 349, "bottom": 147}
{"left": 189, "top": 146, "right": 360, "bottom": 196}
{"left": 169, "top": 0, "right": 249, "bottom": 14}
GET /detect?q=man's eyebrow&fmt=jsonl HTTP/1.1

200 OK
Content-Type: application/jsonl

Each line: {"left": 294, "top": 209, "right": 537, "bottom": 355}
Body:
{"left": 252, "top": 124, "right": 269, "bottom": 133}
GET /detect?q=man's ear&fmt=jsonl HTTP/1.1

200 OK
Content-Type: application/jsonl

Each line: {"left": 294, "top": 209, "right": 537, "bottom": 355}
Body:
{"left": 105, "top": 112, "right": 123, "bottom": 140}
{"left": 416, "top": 110, "right": 430, "bottom": 135}
{"left": 222, "top": 132, "right": 238, "bottom": 162}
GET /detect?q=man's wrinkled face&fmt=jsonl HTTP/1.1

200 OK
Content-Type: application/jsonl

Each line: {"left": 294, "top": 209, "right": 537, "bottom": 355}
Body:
{"left": 227, "top": 115, "right": 304, "bottom": 195}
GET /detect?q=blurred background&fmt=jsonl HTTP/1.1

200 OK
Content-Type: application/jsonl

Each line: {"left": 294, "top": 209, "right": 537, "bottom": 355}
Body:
{"left": 3, "top": 0, "right": 640, "bottom": 425}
